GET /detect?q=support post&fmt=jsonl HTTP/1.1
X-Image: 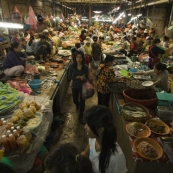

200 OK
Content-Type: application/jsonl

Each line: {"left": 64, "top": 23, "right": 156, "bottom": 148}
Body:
{"left": 89, "top": 4, "right": 91, "bottom": 26}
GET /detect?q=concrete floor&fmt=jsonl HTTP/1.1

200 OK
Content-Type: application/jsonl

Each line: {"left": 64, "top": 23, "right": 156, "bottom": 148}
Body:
{"left": 52, "top": 81, "right": 98, "bottom": 152}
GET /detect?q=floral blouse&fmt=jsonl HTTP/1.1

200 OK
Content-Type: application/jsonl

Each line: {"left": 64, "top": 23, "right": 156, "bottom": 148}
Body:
{"left": 97, "top": 64, "right": 116, "bottom": 94}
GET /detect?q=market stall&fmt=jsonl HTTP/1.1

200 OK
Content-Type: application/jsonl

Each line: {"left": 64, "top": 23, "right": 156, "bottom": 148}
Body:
{"left": 0, "top": 84, "right": 53, "bottom": 173}
{"left": 109, "top": 90, "right": 173, "bottom": 173}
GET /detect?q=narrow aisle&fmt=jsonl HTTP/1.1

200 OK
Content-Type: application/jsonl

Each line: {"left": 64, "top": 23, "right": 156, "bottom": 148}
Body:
{"left": 52, "top": 82, "right": 98, "bottom": 152}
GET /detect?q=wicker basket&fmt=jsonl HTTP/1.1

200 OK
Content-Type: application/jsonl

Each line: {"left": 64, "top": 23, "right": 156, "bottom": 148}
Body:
{"left": 108, "top": 82, "right": 127, "bottom": 94}
{"left": 121, "top": 102, "right": 150, "bottom": 122}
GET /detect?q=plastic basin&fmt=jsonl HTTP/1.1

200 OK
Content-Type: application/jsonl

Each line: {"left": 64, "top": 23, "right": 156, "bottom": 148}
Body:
{"left": 122, "top": 88, "right": 158, "bottom": 109}
{"left": 28, "top": 79, "right": 42, "bottom": 89}
{"left": 129, "top": 68, "right": 138, "bottom": 73}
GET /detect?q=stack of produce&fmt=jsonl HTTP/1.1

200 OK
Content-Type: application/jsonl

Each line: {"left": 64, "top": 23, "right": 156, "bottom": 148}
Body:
{"left": 0, "top": 101, "right": 41, "bottom": 153}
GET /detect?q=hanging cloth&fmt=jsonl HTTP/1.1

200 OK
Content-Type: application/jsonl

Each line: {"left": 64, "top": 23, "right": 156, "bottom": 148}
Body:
{"left": 25, "top": 6, "right": 37, "bottom": 30}
{"left": 11, "top": 6, "right": 22, "bottom": 22}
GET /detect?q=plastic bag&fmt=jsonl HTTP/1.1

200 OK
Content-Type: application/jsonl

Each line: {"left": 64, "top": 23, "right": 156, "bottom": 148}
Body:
{"left": 16, "top": 135, "right": 30, "bottom": 153}
{"left": 91, "top": 60, "right": 99, "bottom": 69}
{"left": 82, "top": 81, "right": 94, "bottom": 99}
{"left": 88, "top": 70, "right": 93, "bottom": 84}
{"left": 24, "top": 63, "right": 38, "bottom": 74}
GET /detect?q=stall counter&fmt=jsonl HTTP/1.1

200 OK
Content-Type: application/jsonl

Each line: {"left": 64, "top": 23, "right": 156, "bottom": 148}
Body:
{"left": 5, "top": 95, "right": 53, "bottom": 173}
{"left": 109, "top": 93, "right": 173, "bottom": 173}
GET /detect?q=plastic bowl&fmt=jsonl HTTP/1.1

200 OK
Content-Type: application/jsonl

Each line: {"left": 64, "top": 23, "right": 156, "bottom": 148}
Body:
{"left": 123, "top": 88, "right": 157, "bottom": 109}
{"left": 28, "top": 79, "right": 42, "bottom": 89}
{"left": 129, "top": 68, "right": 138, "bottom": 73}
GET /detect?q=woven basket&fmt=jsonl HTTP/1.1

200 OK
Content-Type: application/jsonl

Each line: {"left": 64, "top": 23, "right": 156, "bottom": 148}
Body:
{"left": 108, "top": 82, "right": 127, "bottom": 94}
{"left": 121, "top": 102, "right": 150, "bottom": 122}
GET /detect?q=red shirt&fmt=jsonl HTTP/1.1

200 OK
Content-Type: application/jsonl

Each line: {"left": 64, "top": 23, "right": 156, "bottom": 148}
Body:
{"left": 130, "top": 42, "right": 138, "bottom": 51}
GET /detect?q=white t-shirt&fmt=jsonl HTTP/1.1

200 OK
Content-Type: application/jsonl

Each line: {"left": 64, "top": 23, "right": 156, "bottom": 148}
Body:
{"left": 89, "top": 138, "right": 127, "bottom": 173}
{"left": 26, "top": 41, "right": 36, "bottom": 53}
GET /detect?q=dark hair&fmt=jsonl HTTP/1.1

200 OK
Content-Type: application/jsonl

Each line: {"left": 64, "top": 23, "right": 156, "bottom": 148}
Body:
{"left": 153, "top": 38, "right": 161, "bottom": 44}
{"left": 73, "top": 51, "right": 85, "bottom": 67}
{"left": 104, "top": 54, "right": 115, "bottom": 63}
{"left": 28, "top": 35, "right": 35, "bottom": 46}
{"left": 80, "top": 29, "right": 86, "bottom": 36}
{"left": 40, "top": 35, "right": 48, "bottom": 40}
{"left": 71, "top": 47, "right": 78, "bottom": 62}
{"left": 45, "top": 143, "right": 92, "bottom": 173}
{"left": 93, "top": 36, "right": 98, "bottom": 42}
{"left": 75, "top": 43, "right": 81, "bottom": 49}
{"left": 136, "top": 33, "right": 142, "bottom": 37}
{"left": 84, "top": 105, "right": 117, "bottom": 173}
{"left": 0, "top": 162, "right": 15, "bottom": 173}
{"left": 154, "top": 62, "right": 167, "bottom": 71}
{"left": 9, "top": 42, "right": 20, "bottom": 51}
{"left": 163, "top": 35, "right": 169, "bottom": 41}
{"left": 131, "top": 37, "right": 136, "bottom": 41}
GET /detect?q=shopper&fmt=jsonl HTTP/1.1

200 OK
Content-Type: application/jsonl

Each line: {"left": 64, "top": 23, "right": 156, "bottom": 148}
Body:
{"left": 79, "top": 29, "right": 87, "bottom": 45}
{"left": 148, "top": 38, "right": 165, "bottom": 69}
{"left": 83, "top": 40, "right": 92, "bottom": 66}
{"left": 3, "top": 42, "right": 34, "bottom": 76}
{"left": 132, "top": 62, "right": 169, "bottom": 92}
{"left": 91, "top": 36, "right": 102, "bottom": 75}
{"left": 119, "top": 36, "right": 130, "bottom": 56}
{"left": 45, "top": 143, "right": 92, "bottom": 173}
{"left": 68, "top": 51, "right": 89, "bottom": 123}
{"left": 97, "top": 55, "right": 127, "bottom": 107}
{"left": 81, "top": 105, "right": 128, "bottom": 173}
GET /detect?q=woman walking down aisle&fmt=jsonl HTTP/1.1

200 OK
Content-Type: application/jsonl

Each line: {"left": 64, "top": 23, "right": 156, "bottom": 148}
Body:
{"left": 91, "top": 36, "right": 102, "bottom": 76}
{"left": 81, "top": 105, "right": 128, "bottom": 173}
{"left": 68, "top": 51, "right": 89, "bottom": 123}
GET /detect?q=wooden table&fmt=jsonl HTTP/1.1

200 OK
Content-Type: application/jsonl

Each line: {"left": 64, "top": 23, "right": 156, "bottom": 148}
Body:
{"left": 0, "top": 41, "right": 10, "bottom": 56}
{"left": 31, "top": 59, "right": 71, "bottom": 113}
{"left": 109, "top": 93, "right": 173, "bottom": 173}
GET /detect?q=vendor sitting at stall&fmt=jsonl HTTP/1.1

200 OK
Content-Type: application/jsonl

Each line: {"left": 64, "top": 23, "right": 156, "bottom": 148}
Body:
{"left": 119, "top": 36, "right": 130, "bottom": 56}
{"left": 35, "top": 35, "right": 52, "bottom": 63}
{"left": 3, "top": 42, "right": 34, "bottom": 77}
{"left": 148, "top": 38, "right": 165, "bottom": 69}
{"left": 128, "top": 37, "right": 138, "bottom": 57}
{"left": 11, "top": 31, "right": 20, "bottom": 43}
{"left": 131, "top": 62, "right": 169, "bottom": 92}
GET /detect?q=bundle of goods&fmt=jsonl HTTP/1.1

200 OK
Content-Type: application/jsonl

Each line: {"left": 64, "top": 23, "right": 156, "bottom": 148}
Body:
{"left": 0, "top": 82, "right": 21, "bottom": 114}
{"left": 0, "top": 101, "right": 42, "bottom": 154}
{"left": 126, "top": 122, "right": 151, "bottom": 138}
{"left": 134, "top": 137, "right": 163, "bottom": 160}
{"left": 121, "top": 102, "right": 150, "bottom": 122}
{"left": 11, "top": 6, "right": 22, "bottom": 22}
{"left": 108, "top": 82, "right": 127, "bottom": 94}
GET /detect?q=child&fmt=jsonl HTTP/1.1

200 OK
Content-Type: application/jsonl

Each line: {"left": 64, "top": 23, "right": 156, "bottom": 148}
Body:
{"left": 81, "top": 105, "right": 128, "bottom": 173}
{"left": 45, "top": 143, "right": 92, "bottom": 173}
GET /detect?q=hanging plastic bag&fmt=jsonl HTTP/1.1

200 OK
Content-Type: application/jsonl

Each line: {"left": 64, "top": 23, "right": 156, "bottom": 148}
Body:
{"left": 82, "top": 81, "right": 94, "bottom": 99}
{"left": 11, "top": 6, "right": 22, "bottom": 22}
{"left": 88, "top": 70, "right": 93, "bottom": 84}
{"left": 24, "top": 62, "right": 38, "bottom": 74}
{"left": 91, "top": 59, "right": 99, "bottom": 69}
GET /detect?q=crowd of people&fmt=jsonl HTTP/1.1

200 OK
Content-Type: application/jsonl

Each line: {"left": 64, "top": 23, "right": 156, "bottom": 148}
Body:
{"left": 1, "top": 19, "right": 172, "bottom": 173}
